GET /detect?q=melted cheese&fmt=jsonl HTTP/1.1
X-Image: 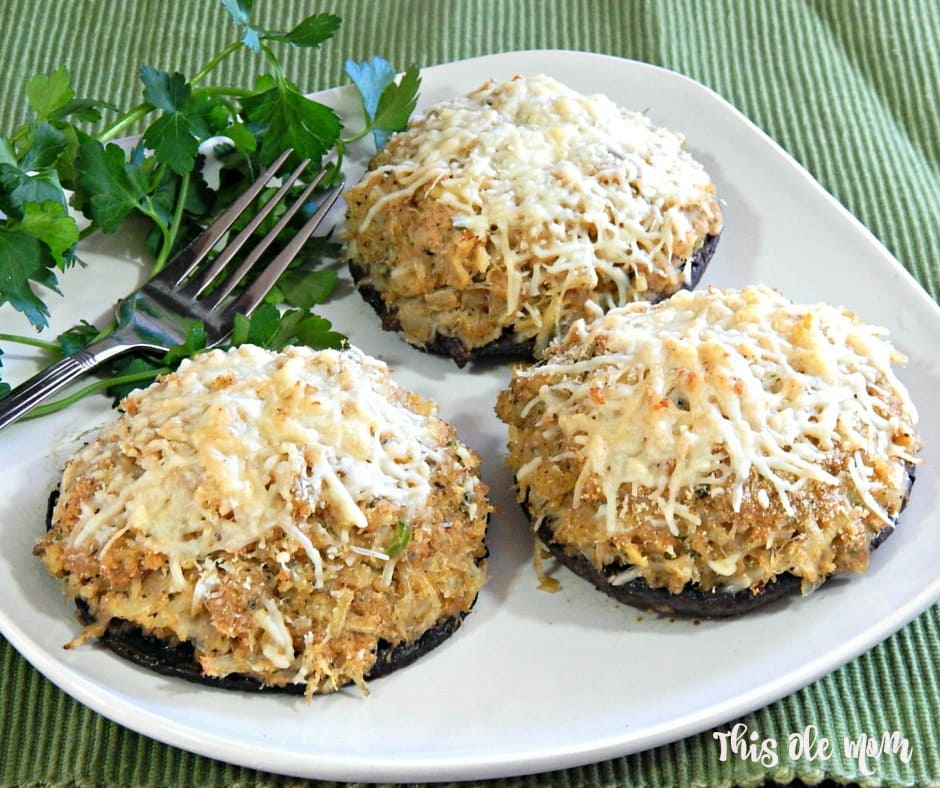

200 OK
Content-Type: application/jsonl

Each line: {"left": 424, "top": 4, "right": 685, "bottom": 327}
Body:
{"left": 349, "top": 74, "right": 722, "bottom": 349}
{"left": 509, "top": 285, "right": 919, "bottom": 536}
{"left": 62, "top": 345, "right": 447, "bottom": 591}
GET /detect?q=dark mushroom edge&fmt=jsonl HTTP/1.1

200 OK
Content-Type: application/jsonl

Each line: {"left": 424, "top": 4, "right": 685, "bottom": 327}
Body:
{"left": 526, "top": 462, "right": 915, "bottom": 619}
{"left": 350, "top": 232, "right": 721, "bottom": 368}
{"left": 47, "top": 490, "right": 487, "bottom": 693}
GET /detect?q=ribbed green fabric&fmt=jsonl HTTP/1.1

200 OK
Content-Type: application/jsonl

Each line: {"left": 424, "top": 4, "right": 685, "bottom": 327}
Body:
{"left": 1, "top": 1, "right": 938, "bottom": 786}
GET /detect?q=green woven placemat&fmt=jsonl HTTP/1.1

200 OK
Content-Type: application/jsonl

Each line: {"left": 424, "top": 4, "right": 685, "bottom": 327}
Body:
{"left": 1, "top": 2, "right": 938, "bottom": 786}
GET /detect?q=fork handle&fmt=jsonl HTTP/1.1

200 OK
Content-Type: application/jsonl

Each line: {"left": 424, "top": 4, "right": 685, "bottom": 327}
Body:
{"left": 0, "top": 338, "right": 132, "bottom": 431}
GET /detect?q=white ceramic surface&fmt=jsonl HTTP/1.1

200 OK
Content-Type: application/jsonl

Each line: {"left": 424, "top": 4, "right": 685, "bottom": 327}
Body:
{"left": 1, "top": 51, "right": 938, "bottom": 782}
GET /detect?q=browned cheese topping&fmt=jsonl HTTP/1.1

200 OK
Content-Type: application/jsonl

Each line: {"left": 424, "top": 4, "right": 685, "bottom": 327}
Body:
{"left": 495, "top": 286, "right": 921, "bottom": 596}
{"left": 36, "top": 345, "right": 490, "bottom": 695}
{"left": 345, "top": 73, "right": 723, "bottom": 355}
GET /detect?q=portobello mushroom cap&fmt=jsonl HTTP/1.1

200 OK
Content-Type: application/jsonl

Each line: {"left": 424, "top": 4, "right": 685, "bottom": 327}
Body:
{"left": 44, "top": 490, "right": 486, "bottom": 693}
{"left": 345, "top": 74, "right": 723, "bottom": 367}
{"left": 350, "top": 233, "right": 720, "bottom": 367}
{"left": 529, "top": 463, "right": 913, "bottom": 618}
{"left": 36, "top": 345, "right": 491, "bottom": 694}
{"left": 496, "top": 286, "right": 922, "bottom": 618}
{"left": 72, "top": 594, "right": 475, "bottom": 692}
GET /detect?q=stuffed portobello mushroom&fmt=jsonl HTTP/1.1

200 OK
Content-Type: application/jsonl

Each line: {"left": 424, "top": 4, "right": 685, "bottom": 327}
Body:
{"left": 495, "top": 285, "right": 921, "bottom": 617}
{"left": 36, "top": 345, "right": 490, "bottom": 695}
{"left": 345, "top": 74, "right": 723, "bottom": 366}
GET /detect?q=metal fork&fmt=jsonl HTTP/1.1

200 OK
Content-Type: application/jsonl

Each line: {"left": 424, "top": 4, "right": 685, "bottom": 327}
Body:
{"left": 0, "top": 149, "right": 344, "bottom": 431}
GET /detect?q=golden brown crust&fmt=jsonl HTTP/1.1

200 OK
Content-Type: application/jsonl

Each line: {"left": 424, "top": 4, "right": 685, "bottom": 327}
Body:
{"left": 35, "top": 346, "right": 491, "bottom": 694}
{"left": 495, "top": 287, "right": 921, "bottom": 614}
{"left": 345, "top": 74, "right": 723, "bottom": 364}
{"left": 350, "top": 234, "right": 719, "bottom": 367}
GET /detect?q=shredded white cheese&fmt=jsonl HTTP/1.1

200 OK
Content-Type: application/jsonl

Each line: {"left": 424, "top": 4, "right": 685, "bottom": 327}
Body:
{"left": 62, "top": 345, "right": 447, "bottom": 588}
{"left": 348, "top": 73, "right": 722, "bottom": 349}
{"left": 511, "top": 285, "right": 919, "bottom": 535}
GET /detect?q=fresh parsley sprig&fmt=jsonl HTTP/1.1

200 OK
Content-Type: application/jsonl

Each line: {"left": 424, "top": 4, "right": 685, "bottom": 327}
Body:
{"left": 340, "top": 57, "right": 420, "bottom": 172}
{"left": 0, "top": 0, "right": 421, "bottom": 412}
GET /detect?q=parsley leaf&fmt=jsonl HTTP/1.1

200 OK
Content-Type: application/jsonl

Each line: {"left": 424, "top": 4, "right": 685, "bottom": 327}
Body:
{"left": 1, "top": 154, "right": 70, "bottom": 217}
{"left": 219, "top": 0, "right": 254, "bottom": 26}
{"left": 26, "top": 68, "right": 75, "bottom": 122}
{"left": 144, "top": 111, "right": 200, "bottom": 176}
{"left": 141, "top": 66, "right": 190, "bottom": 113}
{"left": 26, "top": 67, "right": 115, "bottom": 125}
{"left": 74, "top": 137, "right": 150, "bottom": 232}
{"left": 220, "top": 0, "right": 261, "bottom": 51}
{"left": 15, "top": 200, "right": 79, "bottom": 268}
{"left": 0, "top": 228, "right": 58, "bottom": 329}
{"left": 272, "top": 310, "right": 346, "bottom": 349}
{"left": 140, "top": 66, "right": 201, "bottom": 176}
{"left": 160, "top": 320, "right": 208, "bottom": 366}
{"left": 370, "top": 64, "right": 420, "bottom": 148}
{"left": 19, "top": 123, "right": 68, "bottom": 171}
{"left": 345, "top": 57, "right": 395, "bottom": 123}
{"left": 266, "top": 13, "right": 342, "bottom": 48}
{"left": 240, "top": 76, "right": 342, "bottom": 165}
{"left": 57, "top": 321, "right": 102, "bottom": 356}
{"left": 230, "top": 304, "right": 278, "bottom": 347}
{"left": 140, "top": 67, "right": 229, "bottom": 176}
{"left": 221, "top": 1, "right": 341, "bottom": 53}
{"left": 233, "top": 303, "right": 344, "bottom": 350}
{"left": 344, "top": 57, "right": 420, "bottom": 149}
{"left": 276, "top": 267, "right": 338, "bottom": 309}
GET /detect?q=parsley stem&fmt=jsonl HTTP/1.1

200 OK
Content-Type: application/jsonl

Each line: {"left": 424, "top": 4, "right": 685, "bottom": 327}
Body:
{"left": 199, "top": 85, "right": 256, "bottom": 100}
{"left": 151, "top": 170, "right": 191, "bottom": 275}
{"left": 191, "top": 40, "right": 244, "bottom": 87}
{"left": 261, "top": 43, "right": 286, "bottom": 82}
{"left": 96, "top": 38, "right": 242, "bottom": 142}
{"left": 331, "top": 142, "right": 347, "bottom": 182}
{"left": 98, "top": 102, "right": 154, "bottom": 143}
{"left": 24, "top": 367, "right": 170, "bottom": 419}
{"left": 78, "top": 225, "right": 98, "bottom": 242}
{"left": 0, "top": 333, "right": 60, "bottom": 353}
{"left": 340, "top": 128, "right": 372, "bottom": 145}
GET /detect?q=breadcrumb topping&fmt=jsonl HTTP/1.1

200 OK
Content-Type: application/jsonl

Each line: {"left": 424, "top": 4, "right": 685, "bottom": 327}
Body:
{"left": 36, "top": 345, "right": 490, "bottom": 694}
{"left": 496, "top": 286, "right": 920, "bottom": 595}
{"left": 346, "top": 73, "right": 722, "bottom": 355}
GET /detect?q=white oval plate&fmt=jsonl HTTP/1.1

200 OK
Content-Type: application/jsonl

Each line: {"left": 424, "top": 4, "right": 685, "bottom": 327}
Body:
{"left": 1, "top": 50, "right": 939, "bottom": 783}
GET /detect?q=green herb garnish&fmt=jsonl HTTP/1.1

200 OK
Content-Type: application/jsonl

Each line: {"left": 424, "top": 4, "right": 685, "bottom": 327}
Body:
{"left": 385, "top": 520, "right": 413, "bottom": 559}
{"left": 0, "top": 0, "right": 421, "bottom": 412}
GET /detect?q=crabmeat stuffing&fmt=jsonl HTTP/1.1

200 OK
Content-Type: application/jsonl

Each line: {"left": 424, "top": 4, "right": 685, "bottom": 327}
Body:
{"left": 36, "top": 345, "right": 490, "bottom": 694}
{"left": 346, "top": 74, "right": 722, "bottom": 359}
{"left": 496, "top": 286, "right": 920, "bottom": 601}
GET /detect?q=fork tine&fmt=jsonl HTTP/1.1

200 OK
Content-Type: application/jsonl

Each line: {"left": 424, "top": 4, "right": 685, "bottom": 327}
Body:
{"left": 201, "top": 168, "right": 330, "bottom": 310}
{"left": 158, "top": 148, "right": 294, "bottom": 286}
{"left": 0, "top": 155, "right": 341, "bottom": 432}
{"left": 222, "top": 180, "right": 344, "bottom": 319}
{"left": 182, "top": 157, "right": 316, "bottom": 299}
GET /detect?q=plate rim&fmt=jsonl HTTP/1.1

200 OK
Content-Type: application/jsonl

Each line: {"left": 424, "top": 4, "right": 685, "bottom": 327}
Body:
{"left": 1, "top": 48, "right": 938, "bottom": 783}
